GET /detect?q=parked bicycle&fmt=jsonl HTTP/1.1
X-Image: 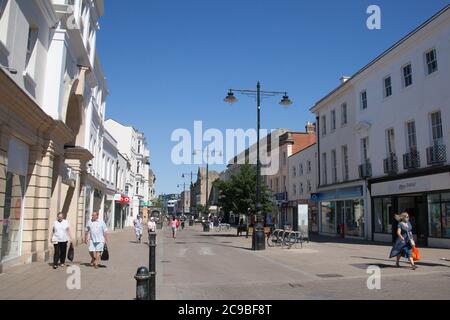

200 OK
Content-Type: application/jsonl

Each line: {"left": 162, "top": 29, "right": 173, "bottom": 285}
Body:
{"left": 283, "top": 231, "right": 305, "bottom": 249}
{"left": 267, "top": 229, "right": 288, "bottom": 247}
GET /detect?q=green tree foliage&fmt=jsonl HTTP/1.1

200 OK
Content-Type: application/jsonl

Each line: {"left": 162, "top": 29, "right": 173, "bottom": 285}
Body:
{"left": 214, "top": 164, "right": 273, "bottom": 217}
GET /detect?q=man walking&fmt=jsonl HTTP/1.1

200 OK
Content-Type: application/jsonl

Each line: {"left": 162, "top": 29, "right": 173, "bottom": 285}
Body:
{"left": 134, "top": 214, "right": 144, "bottom": 243}
{"left": 85, "top": 212, "right": 108, "bottom": 269}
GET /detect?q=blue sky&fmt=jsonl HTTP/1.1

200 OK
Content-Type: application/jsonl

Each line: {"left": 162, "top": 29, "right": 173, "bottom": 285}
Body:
{"left": 97, "top": 0, "right": 450, "bottom": 195}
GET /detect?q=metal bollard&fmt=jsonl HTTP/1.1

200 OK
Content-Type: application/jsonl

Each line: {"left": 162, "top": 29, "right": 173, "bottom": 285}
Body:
{"left": 134, "top": 267, "right": 150, "bottom": 300}
{"left": 148, "top": 232, "right": 157, "bottom": 300}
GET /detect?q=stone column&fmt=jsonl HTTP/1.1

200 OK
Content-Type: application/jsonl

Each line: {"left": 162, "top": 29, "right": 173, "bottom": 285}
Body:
{"left": 23, "top": 143, "right": 54, "bottom": 263}
{"left": 0, "top": 126, "right": 10, "bottom": 270}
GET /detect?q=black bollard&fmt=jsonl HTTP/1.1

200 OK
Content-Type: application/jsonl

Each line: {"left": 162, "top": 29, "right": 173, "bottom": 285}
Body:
{"left": 134, "top": 267, "right": 150, "bottom": 300}
{"left": 148, "top": 232, "right": 157, "bottom": 300}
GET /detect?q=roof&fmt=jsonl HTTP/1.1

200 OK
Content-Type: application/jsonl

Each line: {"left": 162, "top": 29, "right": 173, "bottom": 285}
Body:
{"left": 309, "top": 3, "right": 450, "bottom": 112}
{"left": 289, "top": 143, "right": 317, "bottom": 158}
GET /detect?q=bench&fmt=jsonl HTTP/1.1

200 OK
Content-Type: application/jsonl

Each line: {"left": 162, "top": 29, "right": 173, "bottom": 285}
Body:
{"left": 245, "top": 227, "right": 272, "bottom": 238}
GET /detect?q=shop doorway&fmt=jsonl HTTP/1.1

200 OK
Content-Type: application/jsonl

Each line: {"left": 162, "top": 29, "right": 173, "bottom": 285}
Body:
{"left": 398, "top": 195, "right": 428, "bottom": 246}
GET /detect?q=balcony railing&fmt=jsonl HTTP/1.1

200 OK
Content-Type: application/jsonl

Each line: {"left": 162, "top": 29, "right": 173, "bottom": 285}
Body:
{"left": 383, "top": 154, "right": 398, "bottom": 175}
{"left": 359, "top": 161, "right": 372, "bottom": 179}
{"left": 403, "top": 150, "right": 420, "bottom": 170}
{"left": 427, "top": 144, "right": 447, "bottom": 165}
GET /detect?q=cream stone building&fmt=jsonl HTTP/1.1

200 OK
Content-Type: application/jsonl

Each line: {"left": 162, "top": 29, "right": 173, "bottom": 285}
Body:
{"left": 0, "top": 0, "right": 106, "bottom": 272}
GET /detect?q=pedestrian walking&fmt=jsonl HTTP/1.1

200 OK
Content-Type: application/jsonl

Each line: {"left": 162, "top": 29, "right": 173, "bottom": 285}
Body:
{"left": 85, "top": 212, "right": 108, "bottom": 269}
{"left": 148, "top": 217, "right": 156, "bottom": 233}
{"left": 171, "top": 216, "right": 178, "bottom": 239}
{"left": 389, "top": 212, "right": 417, "bottom": 270}
{"left": 51, "top": 212, "right": 73, "bottom": 269}
{"left": 133, "top": 214, "right": 144, "bottom": 243}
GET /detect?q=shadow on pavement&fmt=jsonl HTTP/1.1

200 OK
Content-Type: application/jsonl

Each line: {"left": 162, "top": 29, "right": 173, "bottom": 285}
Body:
{"left": 351, "top": 256, "right": 450, "bottom": 268}
{"left": 309, "top": 234, "right": 391, "bottom": 247}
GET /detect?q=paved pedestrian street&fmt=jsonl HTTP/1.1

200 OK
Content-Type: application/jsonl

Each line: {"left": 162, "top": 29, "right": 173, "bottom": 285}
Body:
{"left": 2, "top": 225, "right": 449, "bottom": 300}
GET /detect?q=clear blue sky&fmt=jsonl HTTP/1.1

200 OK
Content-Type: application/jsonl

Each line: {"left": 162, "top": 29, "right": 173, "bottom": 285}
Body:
{"left": 97, "top": 0, "right": 450, "bottom": 195}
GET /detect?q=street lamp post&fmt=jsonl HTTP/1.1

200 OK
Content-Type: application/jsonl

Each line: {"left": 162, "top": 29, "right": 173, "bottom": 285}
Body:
{"left": 224, "top": 82, "right": 293, "bottom": 251}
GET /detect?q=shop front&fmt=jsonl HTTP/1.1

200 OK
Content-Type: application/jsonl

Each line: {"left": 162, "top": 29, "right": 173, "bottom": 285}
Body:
{"left": 371, "top": 171, "right": 450, "bottom": 248}
{"left": 314, "top": 185, "right": 366, "bottom": 239}
{"left": 288, "top": 200, "right": 319, "bottom": 233}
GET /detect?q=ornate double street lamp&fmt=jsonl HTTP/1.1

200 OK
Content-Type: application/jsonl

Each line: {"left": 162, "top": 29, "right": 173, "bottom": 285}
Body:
{"left": 224, "top": 82, "right": 293, "bottom": 251}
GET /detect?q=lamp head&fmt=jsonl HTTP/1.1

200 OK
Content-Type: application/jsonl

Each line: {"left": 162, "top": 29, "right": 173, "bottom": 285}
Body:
{"left": 224, "top": 90, "right": 238, "bottom": 104}
{"left": 279, "top": 94, "right": 293, "bottom": 107}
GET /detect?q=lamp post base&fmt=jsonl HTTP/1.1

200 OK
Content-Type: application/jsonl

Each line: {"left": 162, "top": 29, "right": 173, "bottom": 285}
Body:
{"left": 252, "top": 221, "right": 266, "bottom": 251}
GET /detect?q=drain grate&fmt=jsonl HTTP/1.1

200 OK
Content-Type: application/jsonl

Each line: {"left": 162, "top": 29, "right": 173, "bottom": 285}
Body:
{"left": 288, "top": 283, "right": 303, "bottom": 288}
{"left": 160, "top": 260, "right": 171, "bottom": 263}
{"left": 316, "top": 274, "right": 344, "bottom": 278}
{"left": 221, "top": 242, "right": 232, "bottom": 244}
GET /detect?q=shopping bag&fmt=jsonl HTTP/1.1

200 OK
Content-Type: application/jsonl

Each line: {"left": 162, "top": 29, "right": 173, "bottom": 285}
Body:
{"left": 101, "top": 244, "right": 109, "bottom": 261}
{"left": 67, "top": 243, "right": 74, "bottom": 262}
{"left": 412, "top": 246, "right": 421, "bottom": 261}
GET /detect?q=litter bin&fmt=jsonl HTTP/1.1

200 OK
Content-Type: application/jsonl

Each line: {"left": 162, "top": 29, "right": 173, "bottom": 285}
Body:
{"left": 203, "top": 223, "right": 210, "bottom": 232}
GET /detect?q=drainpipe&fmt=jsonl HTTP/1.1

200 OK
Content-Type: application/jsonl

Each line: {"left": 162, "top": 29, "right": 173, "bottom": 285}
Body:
{"left": 316, "top": 116, "right": 321, "bottom": 234}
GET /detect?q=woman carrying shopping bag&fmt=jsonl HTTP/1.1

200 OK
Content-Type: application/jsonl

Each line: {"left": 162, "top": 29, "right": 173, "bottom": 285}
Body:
{"left": 389, "top": 212, "right": 417, "bottom": 270}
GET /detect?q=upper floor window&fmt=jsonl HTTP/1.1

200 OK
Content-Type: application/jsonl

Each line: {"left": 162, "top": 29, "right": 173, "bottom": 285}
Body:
{"left": 307, "top": 180, "right": 312, "bottom": 192}
{"left": 360, "top": 90, "right": 368, "bottom": 110}
{"left": 341, "top": 103, "right": 347, "bottom": 126}
{"left": 403, "top": 64, "right": 413, "bottom": 88}
{"left": 425, "top": 48, "right": 438, "bottom": 75}
{"left": 321, "top": 115, "right": 327, "bottom": 136}
{"left": 386, "top": 128, "right": 396, "bottom": 155}
{"left": 137, "top": 161, "right": 140, "bottom": 174}
{"left": 331, "top": 150, "right": 337, "bottom": 184}
{"left": 283, "top": 152, "right": 287, "bottom": 166}
{"left": 430, "top": 111, "right": 443, "bottom": 144}
{"left": 138, "top": 140, "right": 141, "bottom": 154}
{"left": 406, "top": 121, "right": 417, "bottom": 151}
{"left": 299, "top": 183, "right": 304, "bottom": 195}
{"left": 361, "top": 137, "right": 370, "bottom": 162}
{"left": 383, "top": 76, "right": 392, "bottom": 98}
{"left": 299, "top": 163, "right": 304, "bottom": 176}
{"left": 322, "top": 153, "right": 327, "bottom": 185}
{"left": 307, "top": 160, "right": 312, "bottom": 174}
{"left": 331, "top": 110, "right": 336, "bottom": 131}
{"left": 342, "top": 145, "right": 349, "bottom": 181}
{"left": 136, "top": 182, "right": 140, "bottom": 195}
{"left": 26, "top": 27, "right": 38, "bottom": 68}
{"left": 292, "top": 166, "right": 297, "bottom": 177}
{"left": 293, "top": 184, "right": 297, "bottom": 196}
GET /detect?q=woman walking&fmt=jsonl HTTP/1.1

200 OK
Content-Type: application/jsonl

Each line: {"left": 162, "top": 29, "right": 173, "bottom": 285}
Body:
{"left": 51, "top": 213, "right": 72, "bottom": 269}
{"left": 171, "top": 216, "right": 178, "bottom": 239}
{"left": 390, "top": 212, "right": 417, "bottom": 270}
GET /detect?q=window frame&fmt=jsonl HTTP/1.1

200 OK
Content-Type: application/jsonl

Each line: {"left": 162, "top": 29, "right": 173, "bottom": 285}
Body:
{"left": 360, "top": 90, "right": 368, "bottom": 110}
{"left": 341, "top": 103, "right": 348, "bottom": 127}
{"left": 406, "top": 121, "right": 417, "bottom": 151}
{"left": 402, "top": 63, "right": 413, "bottom": 88}
{"left": 425, "top": 48, "right": 438, "bottom": 75}
{"left": 383, "top": 75, "right": 392, "bottom": 98}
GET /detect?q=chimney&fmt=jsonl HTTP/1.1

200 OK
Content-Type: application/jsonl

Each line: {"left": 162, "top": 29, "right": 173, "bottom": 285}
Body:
{"left": 340, "top": 76, "right": 351, "bottom": 84}
{"left": 305, "top": 122, "right": 316, "bottom": 134}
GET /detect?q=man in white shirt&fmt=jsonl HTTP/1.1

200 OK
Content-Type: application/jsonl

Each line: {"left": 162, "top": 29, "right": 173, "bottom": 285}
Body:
{"left": 147, "top": 217, "right": 156, "bottom": 233}
{"left": 85, "top": 212, "right": 108, "bottom": 269}
{"left": 51, "top": 213, "right": 72, "bottom": 269}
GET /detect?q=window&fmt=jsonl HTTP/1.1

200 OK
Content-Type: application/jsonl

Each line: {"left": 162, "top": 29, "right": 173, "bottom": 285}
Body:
{"left": 360, "top": 90, "right": 368, "bottom": 110}
{"left": 136, "top": 182, "right": 140, "bottom": 195}
{"left": 25, "top": 27, "right": 38, "bottom": 68}
{"left": 275, "top": 178, "right": 279, "bottom": 193}
{"left": 386, "top": 128, "right": 396, "bottom": 155}
{"left": 428, "top": 193, "right": 450, "bottom": 238}
{"left": 125, "top": 185, "right": 129, "bottom": 195}
{"left": 383, "top": 76, "right": 392, "bottom": 98}
{"left": 341, "top": 103, "right": 347, "bottom": 126}
{"left": 307, "top": 180, "right": 311, "bottom": 192}
{"left": 293, "top": 184, "right": 297, "bottom": 196}
{"left": 406, "top": 121, "right": 417, "bottom": 151}
{"left": 137, "top": 161, "right": 140, "bottom": 174}
{"left": 307, "top": 160, "right": 311, "bottom": 174}
{"left": 430, "top": 111, "right": 443, "bottom": 144}
{"left": 425, "top": 48, "right": 438, "bottom": 75}
{"left": 299, "top": 183, "right": 304, "bottom": 195}
{"left": 321, "top": 115, "right": 327, "bottom": 136}
{"left": 331, "top": 110, "right": 336, "bottom": 131}
{"left": 299, "top": 164, "right": 304, "bottom": 176}
{"left": 283, "top": 152, "right": 287, "bottom": 166}
{"left": 283, "top": 176, "right": 287, "bottom": 192}
{"left": 361, "top": 137, "right": 369, "bottom": 162}
{"left": 138, "top": 141, "right": 141, "bottom": 154}
{"left": 403, "top": 64, "right": 413, "bottom": 87}
{"left": 322, "top": 153, "right": 327, "bottom": 185}
{"left": 342, "top": 145, "right": 349, "bottom": 181}
{"left": 331, "top": 150, "right": 337, "bottom": 183}
{"left": 292, "top": 166, "right": 296, "bottom": 177}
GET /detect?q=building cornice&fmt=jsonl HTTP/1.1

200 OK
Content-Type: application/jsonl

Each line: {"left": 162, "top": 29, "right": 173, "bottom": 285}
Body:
{"left": 37, "top": 0, "right": 58, "bottom": 27}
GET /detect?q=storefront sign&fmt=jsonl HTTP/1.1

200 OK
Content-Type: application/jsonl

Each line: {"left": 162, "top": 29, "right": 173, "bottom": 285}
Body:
{"left": 312, "top": 186, "right": 363, "bottom": 202}
{"left": 275, "top": 192, "right": 287, "bottom": 201}
{"left": 120, "top": 196, "right": 130, "bottom": 204}
{"left": 61, "top": 164, "right": 77, "bottom": 187}
{"left": 371, "top": 173, "right": 450, "bottom": 196}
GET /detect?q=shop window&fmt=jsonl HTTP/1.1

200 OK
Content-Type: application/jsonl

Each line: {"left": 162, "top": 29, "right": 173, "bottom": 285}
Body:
{"left": 346, "top": 200, "right": 364, "bottom": 237}
{"left": 429, "top": 193, "right": 450, "bottom": 238}
{"left": 374, "top": 197, "right": 393, "bottom": 234}
{"left": 321, "top": 201, "right": 335, "bottom": 234}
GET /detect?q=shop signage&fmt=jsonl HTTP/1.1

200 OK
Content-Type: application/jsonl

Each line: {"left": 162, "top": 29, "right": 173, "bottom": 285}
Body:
{"left": 311, "top": 186, "right": 363, "bottom": 202}
{"left": 275, "top": 192, "right": 287, "bottom": 201}
{"left": 61, "top": 164, "right": 77, "bottom": 187}
{"left": 120, "top": 196, "right": 130, "bottom": 204}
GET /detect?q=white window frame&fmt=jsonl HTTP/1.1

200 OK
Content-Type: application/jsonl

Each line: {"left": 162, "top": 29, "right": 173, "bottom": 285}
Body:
{"left": 386, "top": 128, "right": 396, "bottom": 155}
{"left": 341, "top": 103, "right": 347, "bottom": 127}
{"left": 406, "top": 121, "right": 417, "bottom": 151}
{"left": 321, "top": 115, "right": 327, "bottom": 136}
{"left": 331, "top": 149, "right": 337, "bottom": 184}
{"left": 430, "top": 111, "right": 443, "bottom": 144}
{"left": 322, "top": 153, "right": 327, "bottom": 185}
{"left": 342, "top": 145, "right": 349, "bottom": 181}
{"left": 383, "top": 76, "right": 392, "bottom": 98}
{"left": 360, "top": 90, "right": 368, "bottom": 110}
{"left": 361, "top": 137, "right": 370, "bottom": 162}
{"left": 425, "top": 48, "right": 438, "bottom": 75}
{"left": 402, "top": 63, "right": 413, "bottom": 88}
{"left": 331, "top": 110, "right": 336, "bottom": 132}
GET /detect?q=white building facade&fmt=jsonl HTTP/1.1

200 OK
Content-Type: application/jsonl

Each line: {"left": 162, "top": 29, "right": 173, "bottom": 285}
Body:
{"left": 310, "top": 5, "right": 450, "bottom": 247}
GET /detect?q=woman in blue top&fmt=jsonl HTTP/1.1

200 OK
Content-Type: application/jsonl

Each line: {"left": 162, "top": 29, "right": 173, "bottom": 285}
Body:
{"left": 390, "top": 212, "right": 417, "bottom": 270}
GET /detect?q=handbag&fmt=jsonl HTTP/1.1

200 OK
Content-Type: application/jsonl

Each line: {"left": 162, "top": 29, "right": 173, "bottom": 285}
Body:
{"left": 101, "top": 244, "right": 109, "bottom": 261}
{"left": 412, "top": 246, "right": 421, "bottom": 261}
{"left": 67, "top": 243, "right": 74, "bottom": 262}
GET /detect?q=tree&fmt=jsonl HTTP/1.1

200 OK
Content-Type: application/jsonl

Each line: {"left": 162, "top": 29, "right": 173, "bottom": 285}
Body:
{"left": 214, "top": 164, "right": 273, "bottom": 220}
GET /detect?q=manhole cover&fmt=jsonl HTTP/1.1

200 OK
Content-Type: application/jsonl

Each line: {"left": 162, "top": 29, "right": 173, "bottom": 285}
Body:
{"left": 288, "top": 283, "right": 303, "bottom": 288}
{"left": 160, "top": 261, "right": 171, "bottom": 263}
{"left": 316, "top": 274, "right": 344, "bottom": 278}
{"left": 221, "top": 242, "right": 232, "bottom": 244}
